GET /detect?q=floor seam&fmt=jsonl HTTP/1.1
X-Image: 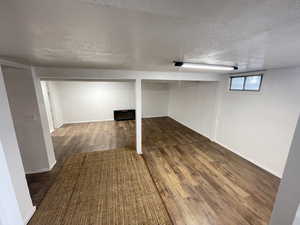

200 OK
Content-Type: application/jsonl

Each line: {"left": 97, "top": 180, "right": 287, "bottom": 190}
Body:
{"left": 60, "top": 154, "right": 87, "bottom": 225}
{"left": 141, "top": 155, "right": 175, "bottom": 225}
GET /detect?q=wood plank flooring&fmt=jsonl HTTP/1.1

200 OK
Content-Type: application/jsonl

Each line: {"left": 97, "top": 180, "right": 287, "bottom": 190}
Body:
{"left": 142, "top": 118, "right": 280, "bottom": 225}
{"left": 26, "top": 120, "right": 136, "bottom": 205}
{"left": 26, "top": 117, "right": 280, "bottom": 225}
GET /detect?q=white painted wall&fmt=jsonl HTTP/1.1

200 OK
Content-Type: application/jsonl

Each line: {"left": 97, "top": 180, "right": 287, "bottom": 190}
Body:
{"left": 41, "top": 81, "right": 54, "bottom": 132}
{"left": 216, "top": 68, "right": 300, "bottom": 177}
{"left": 43, "top": 68, "right": 300, "bottom": 178}
{"left": 0, "top": 66, "right": 35, "bottom": 224}
{"left": 168, "top": 81, "right": 218, "bottom": 139}
{"left": 168, "top": 68, "right": 300, "bottom": 178}
{"left": 136, "top": 79, "right": 142, "bottom": 154}
{"left": 47, "top": 81, "right": 64, "bottom": 128}
{"left": 269, "top": 117, "right": 300, "bottom": 225}
{"left": 31, "top": 69, "right": 56, "bottom": 171}
{"left": 48, "top": 81, "right": 135, "bottom": 124}
{"left": 0, "top": 140, "right": 24, "bottom": 225}
{"left": 142, "top": 82, "right": 169, "bottom": 118}
{"left": 46, "top": 81, "right": 170, "bottom": 125}
{"left": 292, "top": 204, "right": 300, "bottom": 225}
{"left": 2, "top": 67, "right": 56, "bottom": 174}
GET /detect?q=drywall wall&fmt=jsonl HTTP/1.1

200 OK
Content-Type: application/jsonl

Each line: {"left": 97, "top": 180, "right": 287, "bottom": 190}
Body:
{"left": 136, "top": 79, "right": 142, "bottom": 154}
{"left": 142, "top": 82, "right": 169, "bottom": 118}
{"left": 269, "top": 117, "right": 300, "bottom": 225}
{"left": 31, "top": 69, "right": 56, "bottom": 171}
{"left": 168, "top": 68, "right": 300, "bottom": 178}
{"left": 46, "top": 81, "right": 170, "bottom": 125}
{"left": 48, "top": 81, "right": 136, "bottom": 123}
{"left": 3, "top": 66, "right": 56, "bottom": 174}
{"left": 216, "top": 68, "right": 300, "bottom": 177}
{"left": 292, "top": 205, "right": 300, "bottom": 225}
{"left": 168, "top": 81, "right": 218, "bottom": 139}
{"left": 0, "top": 66, "right": 35, "bottom": 223}
{"left": 0, "top": 140, "right": 24, "bottom": 225}
{"left": 47, "top": 81, "right": 64, "bottom": 128}
{"left": 44, "top": 70, "right": 300, "bottom": 177}
{"left": 41, "top": 81, "right": 54, "bottom": 132}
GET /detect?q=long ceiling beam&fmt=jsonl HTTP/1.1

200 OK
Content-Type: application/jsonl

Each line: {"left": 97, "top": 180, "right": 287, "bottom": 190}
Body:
{"left": 36, "top": 67, "right": 222, "bottom": 81}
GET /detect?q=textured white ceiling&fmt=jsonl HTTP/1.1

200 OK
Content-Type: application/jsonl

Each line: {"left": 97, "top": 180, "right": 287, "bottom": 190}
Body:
{"left": 1, "top": 0, "right": 300, "bottom": 72}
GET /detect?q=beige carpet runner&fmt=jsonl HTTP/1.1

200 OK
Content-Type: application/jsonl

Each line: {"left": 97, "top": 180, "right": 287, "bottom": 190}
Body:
{"left": 28, "top": 148, "right": 172, "bottom": 225}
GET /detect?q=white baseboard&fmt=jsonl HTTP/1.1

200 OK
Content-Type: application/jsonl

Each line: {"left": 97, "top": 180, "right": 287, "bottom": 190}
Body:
{"left": 24, "top": 206, "right": 36, "bottom": 224}
{"left": 57, "top": 117, "right": 169, "bottom": 126}
{"left": 142, "top": 115, "right": 168, "bottom": 118}
{"left": 63, "top": 116, "right": 169, "bottom": 125}
{"left": 25, "top": 160, "right": 56, "bottom": 174}
{"left": 26, "top": 167, "right": 51, "bottom": 174}
{"left": 64, "top": 118, "right": 114, "bottom": 124}
{"left": 168, "top": 116, "right": 281, "bottom": 178}
{"left": 54, "top": 121, "right": 64, "bottom": 129}
{"left": 213, "top": 139, "right": 281, "bottom": 178}
{"left": 49, "top": 160, "right": 57, "bottom": 170}
{"left": 168, "top": 116, "right": 213, "bottom": 140}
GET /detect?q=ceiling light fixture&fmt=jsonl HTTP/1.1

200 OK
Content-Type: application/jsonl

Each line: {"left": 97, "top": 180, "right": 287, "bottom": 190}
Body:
{"left": 174, "top": 61, "right": 238, "bottom": 71}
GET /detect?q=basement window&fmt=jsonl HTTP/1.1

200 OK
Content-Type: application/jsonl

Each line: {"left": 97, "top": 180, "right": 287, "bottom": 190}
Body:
{"left": 230, "top": 74, "right": 263, "bottom": 91}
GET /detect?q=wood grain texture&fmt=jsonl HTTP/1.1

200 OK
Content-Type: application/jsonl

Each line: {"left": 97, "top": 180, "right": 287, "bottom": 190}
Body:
{"left": 26, "top": 120, "right": 136, "bottom": 205}
{"left": 28, "top": 148, "right": 172, "bottom": 225}
{"left": 27, "top": 117, "right": 280, "bottom": 225}
{"left": 143, "top": 118, "right": 280, "bottom": 225}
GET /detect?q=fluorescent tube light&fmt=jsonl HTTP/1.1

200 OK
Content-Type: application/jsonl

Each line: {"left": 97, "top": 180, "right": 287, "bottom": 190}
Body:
{"left": 174, "top": 61, "right": 238, "bottom": 71}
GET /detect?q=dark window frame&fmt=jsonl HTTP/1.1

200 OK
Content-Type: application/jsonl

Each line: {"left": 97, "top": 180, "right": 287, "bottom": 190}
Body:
{"left": 229, "top": 74, "right": 263, "bottom": 92}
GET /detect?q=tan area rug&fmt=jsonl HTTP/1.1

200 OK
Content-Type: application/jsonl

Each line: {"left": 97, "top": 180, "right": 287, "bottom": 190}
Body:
{"left": 28, "top": 148, "right": 172, "bottom": 225}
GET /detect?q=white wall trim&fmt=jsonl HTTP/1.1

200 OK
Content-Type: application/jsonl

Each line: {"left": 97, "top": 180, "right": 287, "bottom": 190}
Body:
{"left": 49, "top": 160, "right": 56, "bottom": 170}
{"left": 229, "top": 70, "right": 266, "bottom": 76}
{"left": 24, "top": 206, "right": 36, "bottom": 225}
{"left": 169, "top": 115, "right": 281, "bottom": 178}
{"left": 213, "top": 139, "right": 281, "bottom": 178}
{"left": 142, "top": 115, "right": 168, "bottom": 119}
{"left": 53, "top": 116, "right": 167, "bottom": 125}
{"left": 135, "top": 79, "right": 142, "bottom": 155}
{"left": 168, "top": 115, "right": 215, "bottom": 140}
{"left": 26, "top": 168, "right": 51, "bottom": 174}
{"left": 63, "top": 119, "right": 115, "bottom": 125}
{"left": 54, "top": 121, "right": 64, "bottom": 129}
{"left": 25, "top": 160, "right": 56, "bottom": 175}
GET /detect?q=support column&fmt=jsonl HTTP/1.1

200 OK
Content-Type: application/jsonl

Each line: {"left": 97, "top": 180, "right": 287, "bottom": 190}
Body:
{"left": 2, "top": 66, "right": 56, "bottom": 174}
{"left": 269, "top": 116, "right": 300, "bottom": 225}
{"left": 135, "top": 79, "right": 142, "bottom": 154}
{"left": 31, "top": 67, "right": 56, "bottom": 168}
{"left": 0, "top": 141, "right": 24, "bottom": 225}
{"left": 0, "top": 66, "right": 35, "bottom": 224}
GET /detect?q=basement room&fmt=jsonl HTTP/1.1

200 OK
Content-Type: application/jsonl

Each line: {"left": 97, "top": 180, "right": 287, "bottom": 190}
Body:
{"left": 1, "top": 1, "right": 300, "bottom": 225}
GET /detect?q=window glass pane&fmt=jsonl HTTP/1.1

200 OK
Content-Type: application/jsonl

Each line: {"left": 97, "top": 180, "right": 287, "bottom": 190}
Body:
{"left": 245, "top": 75, "right": 261, "bottom": 91}
{"left": 230, "top": 77, "right": 244, "bottom": 90}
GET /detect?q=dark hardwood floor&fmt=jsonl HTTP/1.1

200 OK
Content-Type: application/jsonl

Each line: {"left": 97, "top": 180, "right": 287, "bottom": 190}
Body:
{"left": 26, "top": 120, "right": 136, "bottom": 205}
{"left": 26, "top": 117, "right": 280, "bottom": 225}
{"left": 143, "top": 118, "right": 280, "bottom": 225}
